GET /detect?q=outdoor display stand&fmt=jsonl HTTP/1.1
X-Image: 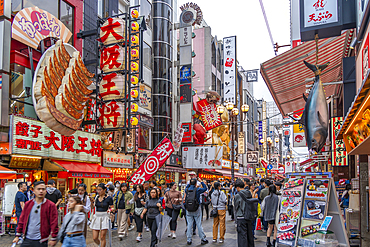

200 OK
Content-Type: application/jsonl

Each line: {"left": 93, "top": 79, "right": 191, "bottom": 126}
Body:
{"left": 277, "top": 173, "right": 349, "bottom": 246}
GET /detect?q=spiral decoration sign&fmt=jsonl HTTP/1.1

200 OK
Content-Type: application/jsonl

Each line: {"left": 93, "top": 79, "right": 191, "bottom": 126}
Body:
{"left": 130, "top": 137, "right": 174, "bottom": 184}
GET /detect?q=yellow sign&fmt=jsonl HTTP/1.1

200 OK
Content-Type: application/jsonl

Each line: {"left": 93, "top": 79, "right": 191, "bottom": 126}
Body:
{"left": 256, "top": 168, "right": 266, "bottom": 174}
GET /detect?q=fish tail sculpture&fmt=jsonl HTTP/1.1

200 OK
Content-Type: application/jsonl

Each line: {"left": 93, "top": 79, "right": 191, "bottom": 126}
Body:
{"left": 300, "top": 60, "right": 330, "bottom": 153}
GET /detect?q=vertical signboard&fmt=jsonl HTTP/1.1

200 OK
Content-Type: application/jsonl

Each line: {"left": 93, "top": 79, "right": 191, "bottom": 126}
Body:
{"left": 238, "top": 132, "right": 245, "bottom": 154}
{"left": 331, "top": 117, "right": 348, "bottom": 166}
{"left": 262, "top": 101, "right": 267, "bottom": 160}
{"left": 223, "top": 36, "right": 236, "bottom": 104}
{"left": 258, "top": 121, "right": 263, "bottom": 145}
{"left": 293, "top": 123, "right": 306, "bottom": 147}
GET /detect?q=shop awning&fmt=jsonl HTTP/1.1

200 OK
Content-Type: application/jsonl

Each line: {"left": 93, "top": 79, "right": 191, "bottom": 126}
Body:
{"left": 260, "top": 30, "right": 354, "bottom": 116}
{"left": 0, "top": 165, "right": 17, "bottom": 179}
{"left": 52, "top": 160, "right": 113, "bottom": 179}
{"left": 217, "top": 169, "right": 247, "bottom": 179}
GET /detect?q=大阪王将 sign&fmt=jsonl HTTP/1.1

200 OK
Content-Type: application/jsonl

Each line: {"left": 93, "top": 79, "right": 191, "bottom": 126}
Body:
{"left": 10, "top": 115, "right": 102, "bottom": 163}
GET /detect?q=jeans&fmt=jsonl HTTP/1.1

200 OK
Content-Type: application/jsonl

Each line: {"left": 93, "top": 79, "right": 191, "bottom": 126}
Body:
{"left": 62, "top": 235, "right": 86, "bottom": 247}
{"left": 147, "top": 217, "right": 158, "bottom": 247}
{"left": 134, "top": 214, "right": 144, "bottom": 233}
{"left": 237, "top": 219, "right": 254, "bottom": 247}
{"left": 213, "top": 210, "right": 226, "bottom": 240}
{"left": 184, "top": 209, "right": 196, "bottom": 233}
{"left": 186, "top": 208, "right": 206, "bottom": 241}
{"left": 166, "top": 207, "right": 180, "bottom": 231}
{"left": 16, "top": 212, "right": 21, "bottom": 233}
{"left": 20, "top": 238, "right": 47, "bottom": 247}
{"left": 201, "top": 204, "right": 209, "bottom": 219}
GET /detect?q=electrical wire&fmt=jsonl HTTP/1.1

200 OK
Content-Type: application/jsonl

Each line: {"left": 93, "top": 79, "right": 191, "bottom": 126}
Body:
{"left": 259, "top": 0, "right": 276, "bottom": 55}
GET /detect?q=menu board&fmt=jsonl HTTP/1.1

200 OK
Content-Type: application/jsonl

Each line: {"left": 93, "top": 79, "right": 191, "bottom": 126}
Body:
{"left": 277, "top": 179, "right": 304, "bottom": 246}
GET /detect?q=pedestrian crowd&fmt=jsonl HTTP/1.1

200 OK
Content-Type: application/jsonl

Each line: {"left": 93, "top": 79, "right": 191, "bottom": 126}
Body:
{"left": 12, "top": 173, "right": 284, "bottom": 247}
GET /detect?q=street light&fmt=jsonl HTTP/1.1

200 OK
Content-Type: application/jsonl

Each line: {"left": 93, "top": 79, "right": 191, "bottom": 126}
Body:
{"left": 275, "top": 137, "right": 279, "bottom": 143}
{"left": 219, "top": 102, "right": 249, "bottom": 181}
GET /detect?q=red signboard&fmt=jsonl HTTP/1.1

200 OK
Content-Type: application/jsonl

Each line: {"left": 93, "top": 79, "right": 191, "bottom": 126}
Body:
{"left": 181, "top": 123, "right": 192, "bottom": 142}
{"left": 196, "top": 99, "right": 222, "bottom": 131}
{"left": 130, "top": 138, "right": 174, "bottom": 184}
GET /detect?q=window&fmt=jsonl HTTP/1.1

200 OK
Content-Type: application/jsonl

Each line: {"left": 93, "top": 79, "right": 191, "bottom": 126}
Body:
{"left": 143, "top": 42, "right": 152, "bottom": 70}
{"left": 60, "top": 1, "right": 74, "bottom": 45}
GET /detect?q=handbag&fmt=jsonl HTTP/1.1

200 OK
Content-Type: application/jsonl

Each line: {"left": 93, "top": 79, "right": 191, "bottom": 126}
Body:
{"left": 168, "top": 192, "right": 182, "bottom": 211}
{"left": 134, "top": 195, "right": 145, "bottom": 216}
{"left": 210, "top": 192, "right": 220, "bottom": 218}
{"left": 60, "top": 214, "right": 74, "bottom": 243}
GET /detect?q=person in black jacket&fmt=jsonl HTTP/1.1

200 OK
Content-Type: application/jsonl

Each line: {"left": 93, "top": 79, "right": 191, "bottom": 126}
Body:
{"left": 234, "top": 179, "right": 258, "bottom": 247}
{"left": 45, "top": 180, "right": 62, "bottom": 209}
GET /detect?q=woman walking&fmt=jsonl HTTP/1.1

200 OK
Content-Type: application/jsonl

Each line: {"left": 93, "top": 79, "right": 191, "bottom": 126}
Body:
{"left": 164, "top": 182, "right": 182, "bottom": 239}
{"left": 141, "top": 188, "right": 163, "bottom": 247}
{"left": 261, "top": 185, "right": 279, "bottom": 247}
{"left": 90, "top": 183, "right": 113, "bottom": 247}
{"left": 133, "top": 184, "right": 148, "bottom": 242}
{"left": 211, "top": 182, "right": 227, "bottom": 243}
{"left": 113, "top": 183, "right": 134, "bottom": 240}
{"left": 76, "top": 183, "right": 91, "bottom": 239}
{"left": 59, "top": 196, "right": 86, "bottom": 247}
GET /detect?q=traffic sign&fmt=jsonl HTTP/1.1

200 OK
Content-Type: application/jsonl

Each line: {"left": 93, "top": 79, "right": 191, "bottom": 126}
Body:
{"left": 267, "top": 164, "right": 273, "bottom": 170}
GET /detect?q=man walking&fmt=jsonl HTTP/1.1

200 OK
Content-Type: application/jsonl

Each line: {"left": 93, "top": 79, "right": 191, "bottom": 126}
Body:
{"left": 15, "top": 182, "right": 28, "bottom": 235}
{"left": 234, "top": 179, "right": 259, "bottom": 247}
{"left": 45, "top": 180, "right": 62, "bottom": 209}
{"left": 185, "top": 178, "right": 209, "bottom": 245}
{"left": 260, "top": 180, "right": 271, "bottom": 232}
{"left": 13, "top": 181, "right": 59, "bottom": 247}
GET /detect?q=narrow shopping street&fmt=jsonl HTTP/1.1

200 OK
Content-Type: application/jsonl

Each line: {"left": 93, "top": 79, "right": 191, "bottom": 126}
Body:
{"left": 1, "top": 217, "right": 268, "bottom": 247}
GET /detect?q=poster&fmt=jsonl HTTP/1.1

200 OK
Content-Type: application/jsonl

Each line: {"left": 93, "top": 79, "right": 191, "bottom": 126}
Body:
{"left": 305, "top": 179, "right": 329, "bottom": 200}
{"left": 277, "top": 179, "right": 304, "bottom": 246}
{"left": 139, "top": 84, "right": 152, "bottom": 111}
{"left": 182, "top": 146, "right": 223, "bottom": 169}
{"left": 302, "top": 200, "right": 326, "bottom": 220}
{"left": 196, "top": 99, "right": 222, "bottom": 131}
{"left": 303, "top": 0, "right": 338, "bottom": 28}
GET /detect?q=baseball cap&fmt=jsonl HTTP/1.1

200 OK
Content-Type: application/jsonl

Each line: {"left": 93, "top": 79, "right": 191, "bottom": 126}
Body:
{"left": 189, "top": 171, "right": 196, "bottom": 176}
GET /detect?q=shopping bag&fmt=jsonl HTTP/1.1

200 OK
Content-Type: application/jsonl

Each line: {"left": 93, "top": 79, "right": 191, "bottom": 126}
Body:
{"left": 255, "top": 217, "right": 262, "bottom": 231}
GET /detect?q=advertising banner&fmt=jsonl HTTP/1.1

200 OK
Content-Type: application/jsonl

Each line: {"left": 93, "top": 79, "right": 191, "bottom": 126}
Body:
{"left": 196, "top": 99, "right": 222, "bottom": 131}
{"left": 256, "top": 168, "right": 265, "bottom": 175}
{"left": 139, "top": 84, "right": 152, "bottom": 111}
{"left": 103, "top": 151, "right": 133, "bottom": 168}
{"left": 238, "top": 132, "right": 245, "bottom": 154}
{"left": 223, "top": 36, "right": 236, "bottom": 104}
{"left": 10, "top": 115, "right": 101, "bottom": 163}
{"left": 258, "top": 121, "right": 263, "bottom": 145}
{"left": 11, "top": 7, "right": 72, "bottom": 49}
{"left": 173, "top": 123, "right": 185, "bottom": 151}
{"left": 293, "top": 123, "right": 306, "bottom": 147}
{"left": 182, "top": 146, "right": 223, "bottom": 169}
{"left": 130, "top": 138, "right": 174, "bottom": 184}
{"left": 181, "top": 122, "right": 192, "bottom": 142}
{"left": 331, "top": 117, "right": 348, "bottom": 166}
{"left": 285, "top": 161, "right": 293, "bottom": 173}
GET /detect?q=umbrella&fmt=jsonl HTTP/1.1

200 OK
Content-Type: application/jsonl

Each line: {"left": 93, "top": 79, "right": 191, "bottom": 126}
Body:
{"left": 156, "top": 211, "right": 172, "bottom": 242}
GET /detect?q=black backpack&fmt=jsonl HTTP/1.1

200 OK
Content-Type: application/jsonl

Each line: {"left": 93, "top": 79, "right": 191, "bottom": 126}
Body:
{"left": 185, "top": 188, "right": 199, "bottom": 212}
{"left": 239, "top": 190, "right": 259, "bottom": 221}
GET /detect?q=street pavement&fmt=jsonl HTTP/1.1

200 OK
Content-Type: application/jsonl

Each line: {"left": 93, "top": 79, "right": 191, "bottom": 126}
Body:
{"left": 0, "top": 216, "right": 268, "bottom": 247}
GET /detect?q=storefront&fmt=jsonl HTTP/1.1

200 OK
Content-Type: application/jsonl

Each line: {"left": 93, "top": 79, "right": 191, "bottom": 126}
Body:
{"left": 8, "top": 115, "right": 110, "bottom": 200}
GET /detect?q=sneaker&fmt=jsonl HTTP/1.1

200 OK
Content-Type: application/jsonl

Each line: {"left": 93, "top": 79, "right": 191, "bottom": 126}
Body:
{"left": 172, "top": 233, "right": 176, "bottom": 239}
{"left": 129, "top": 224, "right": 135, "bottom": 231}
{"left": 187, "top": 240, "right": 192, "bottom": 245}
{"left": 193, "top": 231, "right": 196, "bottom": 235}
{"left": 212, "top": 239, "right": 217, "bottom": 243}
{"left": 168, "top": 233, "right": 172, "bottom": 238}
{"left": 146, "top": 226, "right": 150, "bottom": 232}
{"left": 136, "top": 236, "right": 141, "bottom": 242}
{"left": 119, "top": 235, "right": 124, "bottom": 241}
{"left": 201, "top": 239, "right": 209, "bottom": 245}
{"left": 219, "top": 239, "right": 224, "bottom": 243}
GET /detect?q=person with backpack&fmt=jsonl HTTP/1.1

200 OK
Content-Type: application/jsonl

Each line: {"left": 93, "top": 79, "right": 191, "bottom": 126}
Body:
{"left": 210, "top": 182, "right": 227, "bottom": 243}
{"left": 184, "top": 178, "right": 209, "bottom": 245}
{"left": 234, "top": 179, "right": 259, "bottom": 247}
{"left": 340, "top": 184, "right": 351, "bottom": 208}
{"left": 261, "top": 185, "right": 279, "bottom": 247}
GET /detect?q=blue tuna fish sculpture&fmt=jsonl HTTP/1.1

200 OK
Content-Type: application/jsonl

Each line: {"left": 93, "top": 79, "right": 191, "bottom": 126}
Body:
{"left": 299, "top": 61, "right": 329, "bottom": 153}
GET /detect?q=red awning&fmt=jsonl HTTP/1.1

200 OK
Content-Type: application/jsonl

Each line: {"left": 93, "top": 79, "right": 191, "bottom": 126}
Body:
{"left": 260, "top": 30, "right": 354, "bottom": 116}
{"left": 0, "top": 165, "right": 16, "bottom": 179}
{"left": 52, "top": 160, "right": 113, "bottom": 179}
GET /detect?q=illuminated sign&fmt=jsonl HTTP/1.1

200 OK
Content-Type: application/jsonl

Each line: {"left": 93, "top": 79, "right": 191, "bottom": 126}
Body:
{"left": 10, "top": 115, "right": 102, "bottom": 162}
{"left": 103, "top": 151, "right": 133, "bottom": 168}
{"left": 331, "top": 117, "right": 348, "bottom": 166}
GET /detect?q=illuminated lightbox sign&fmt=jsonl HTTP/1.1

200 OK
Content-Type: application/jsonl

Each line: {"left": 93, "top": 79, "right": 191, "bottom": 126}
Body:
{"left": 10, "top": 115, "right": 102, "bottom": 162}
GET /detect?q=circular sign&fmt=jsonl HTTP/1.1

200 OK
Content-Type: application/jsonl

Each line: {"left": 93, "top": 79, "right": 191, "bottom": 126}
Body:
{"left": 179, "top": 2, "right": 203, "bottom": 26}
{"left": 181, "top": 10, "right": 194, "bottom": 24}
{"left": 267, "top": 164, "right": 273, "bottom": 170}
{"left": 278, "top": 167, "right": 285, "bottom": 174}
{"left": 143, "top": 156, "right": 159, "bottom": 175}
